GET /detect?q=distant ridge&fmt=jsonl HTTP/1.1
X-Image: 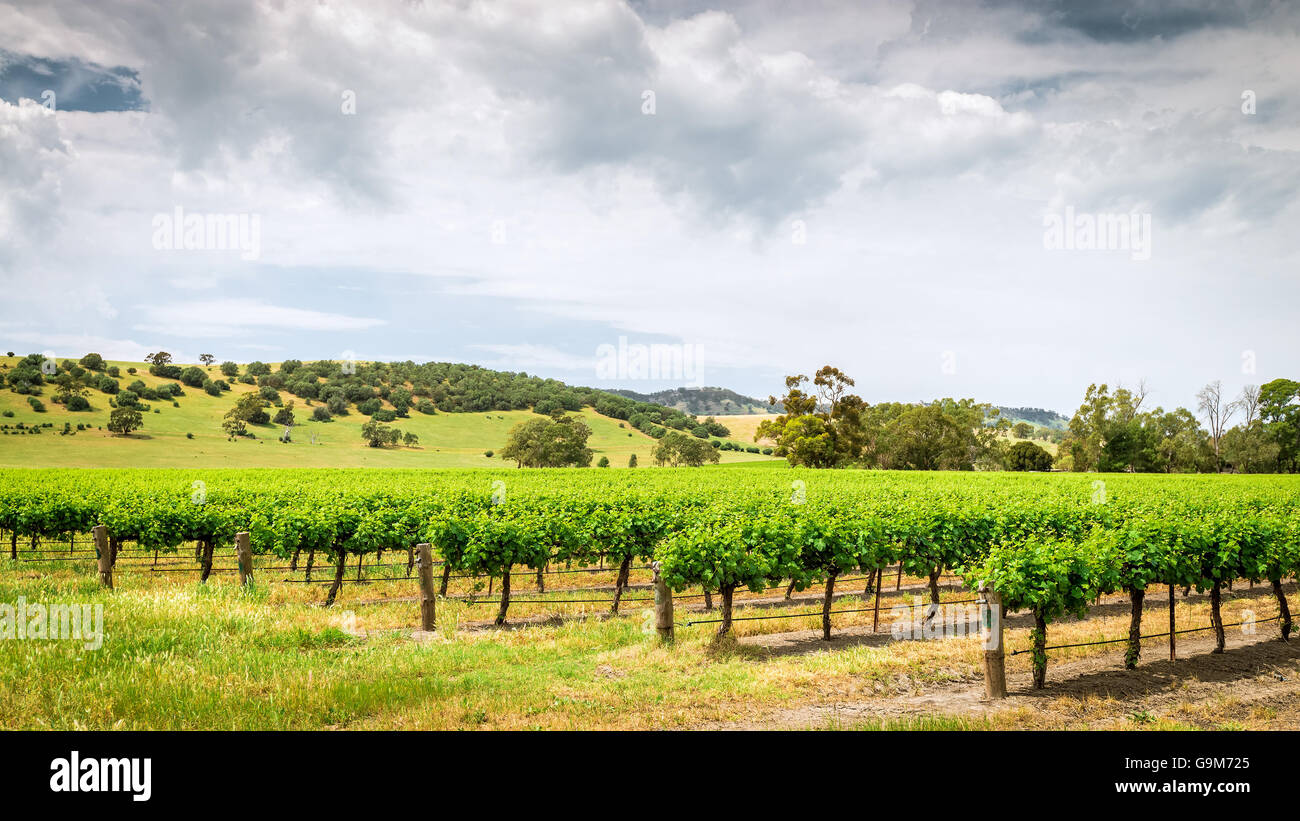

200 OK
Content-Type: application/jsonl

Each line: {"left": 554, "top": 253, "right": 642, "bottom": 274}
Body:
{"left": 995, "top": 406, "right": 1069, "bottom": 430}
{"left": 610, "top": 386, "right": 775, "bottom": 416}
{"left": 611, "top": 388, "right": 1068, "bottom": 426}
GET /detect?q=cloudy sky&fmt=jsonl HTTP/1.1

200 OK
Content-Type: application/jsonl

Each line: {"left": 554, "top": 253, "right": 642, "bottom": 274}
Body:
{"left": 1, "top": 0, "right": 1297, "bottom": 415}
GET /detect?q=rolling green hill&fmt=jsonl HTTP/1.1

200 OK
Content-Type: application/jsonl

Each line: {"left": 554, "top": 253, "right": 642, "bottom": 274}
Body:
{"left": 0, "top": 356, "right": 780, "bottom": 468}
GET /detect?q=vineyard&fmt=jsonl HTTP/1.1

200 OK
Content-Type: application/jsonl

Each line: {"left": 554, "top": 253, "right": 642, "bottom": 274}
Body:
{"left": 3, "top": 468, "right": 1298, "bottom": 704}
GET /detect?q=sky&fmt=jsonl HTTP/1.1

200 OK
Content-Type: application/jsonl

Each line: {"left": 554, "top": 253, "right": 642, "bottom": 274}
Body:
{"left": 0, "top": 0, "right": 1297, "bottom": 416}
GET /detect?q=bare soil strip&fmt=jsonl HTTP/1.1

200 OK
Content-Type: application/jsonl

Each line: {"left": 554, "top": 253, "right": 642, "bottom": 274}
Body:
{"left": 704, "top": 630, "right": 1300, "bottom": 730}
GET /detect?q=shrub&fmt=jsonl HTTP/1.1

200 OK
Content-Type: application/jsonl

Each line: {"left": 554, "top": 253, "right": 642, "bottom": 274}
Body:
{"left": 597, "top": 456, "right": 610, "bottom": 467}
{"left": 186, "top": 432, "right": 194, "bottom": 439}
{"left": 258, "top": 385, "right": 280, "bottom": 402}
{"left": 1, "top": 410, "right": 11, "bottom": 418}
{"left": 273, "top": 402, "right": 296, "bottom": 426}
{"left": 106, "top": 366, "right": 120, "bottom": 378}
{"left": 65, "top": 395, "right": 90, "bottom": 412}
{"left": 27, "top": 397, "right": 45, "bottom": 412}
{"left": 79, "top": 353, "right": 105, "bottom": 371}
{"left": 204, "top": 380, "right": 222, "bottom": 397}
{"left": 117, "top": 390, "right": 140, "bottom": 408}
{"left": 126, "top": 367, "right": 136, "bottom": 375}
{"left": 312, "top": 406, "right": 332, "bottom": 422}
{"left": 287, "top": 380, "right": 319, "bottom": 400}
{"left": 389, "top": 387, "right": 412, "bottom": 415}
{"left": 1008, "top": 440, "right": 1054, "bottom": 471}
{"left": 180, "top": 366, "right": 207, "bottom": 387}
{"left": 220, "top": 361, "right": 239, "bottom": 377}
{"left": 416, "top": 399, "right": 438, "bottom": 414}
{"left": 357, "top": 398, "right": 381, "bottom": 416}
{"left": 484, "top": 450, "right": 494, "bottom": 457}
{"left": 373, "top": 408, "right": 396, "bottom": 422}
{"left": 98, "top": 376, "right": 119, "bottom": 394}
{"left": 344, "top": 384, "right": 376, "bottom": 404}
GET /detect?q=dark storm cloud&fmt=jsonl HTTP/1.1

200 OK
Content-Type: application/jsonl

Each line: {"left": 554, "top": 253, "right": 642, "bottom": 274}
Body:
{"left": 0, "top": 50, "right": 146, "bottom": 111}
{"left": 1004, "top": 0, "right": 1276, "bottom": 44}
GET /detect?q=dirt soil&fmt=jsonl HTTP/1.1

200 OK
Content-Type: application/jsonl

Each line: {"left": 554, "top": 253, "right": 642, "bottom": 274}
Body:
{"left": 705, "top": 629, "right": 1300, "bottom": 730}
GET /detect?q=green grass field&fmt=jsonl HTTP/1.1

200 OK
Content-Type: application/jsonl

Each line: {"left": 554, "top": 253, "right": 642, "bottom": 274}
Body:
{"left": 0, "top": 357, "right": 779, "bottom": 468}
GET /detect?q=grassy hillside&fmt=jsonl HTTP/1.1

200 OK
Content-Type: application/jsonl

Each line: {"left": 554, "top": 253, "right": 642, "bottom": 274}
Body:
{"left": 0, "top": 357, "right": 780, "bottom": 468}
{"left": 714, "top": 413, "right": 778, "bottom": 446}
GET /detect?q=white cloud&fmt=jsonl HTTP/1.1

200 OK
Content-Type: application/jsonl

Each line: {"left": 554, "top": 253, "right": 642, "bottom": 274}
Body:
{"left": 131, "top": 299, "right": 385, "bottom": 338}
{"left": 468, "top": 343, "right": 598, "bottom": 373}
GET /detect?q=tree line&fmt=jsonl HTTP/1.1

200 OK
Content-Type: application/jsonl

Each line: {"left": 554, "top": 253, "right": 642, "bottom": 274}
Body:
{"left": 1059, "top": 378, "right": 1298, "bottom": 473}
{"left": 756, "top": 366, "right": 1300, "bottom": 473}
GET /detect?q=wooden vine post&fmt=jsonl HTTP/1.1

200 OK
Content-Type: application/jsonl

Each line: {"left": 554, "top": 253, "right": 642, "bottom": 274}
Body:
{"left": 415, "top": 543, "right": 436, "bottom": 631}
{"left": 92, "top": 525, "right": 112, "bottom": 590}
{"left": 652, "top": 561, "right": 673, "bottom": 643}
{"left": 872, "top": 568, "right": 883, "bottom": 632}
{"left": 979, "top": 583, "right": 1006, "bottom": 699}
{"left": 235, "top": 531, "right": 254, "bottom": 586}
{"left": 1169, "top": 583, "right": 1176, "bottom": 661}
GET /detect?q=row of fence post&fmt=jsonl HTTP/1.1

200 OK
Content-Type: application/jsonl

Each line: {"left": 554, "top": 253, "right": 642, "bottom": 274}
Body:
{"left": 81, "top": 529, "right": 1001, "bottom": 699}
{"left": 92, "top": 527, "right": 254, "bottom": 591}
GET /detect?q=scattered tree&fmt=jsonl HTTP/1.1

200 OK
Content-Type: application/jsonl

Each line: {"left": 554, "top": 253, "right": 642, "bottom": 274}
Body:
{"left": 107, "top": 407, "right": 143, "bottom": 436}
{"left": 361, "top": 419, "right": 401, "bottom": 448}
{"left": 653, "top": 431, "right": 720, "bottom": 467}
{"left": 499, "top": 415, "right": 594, "bottom": 467}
